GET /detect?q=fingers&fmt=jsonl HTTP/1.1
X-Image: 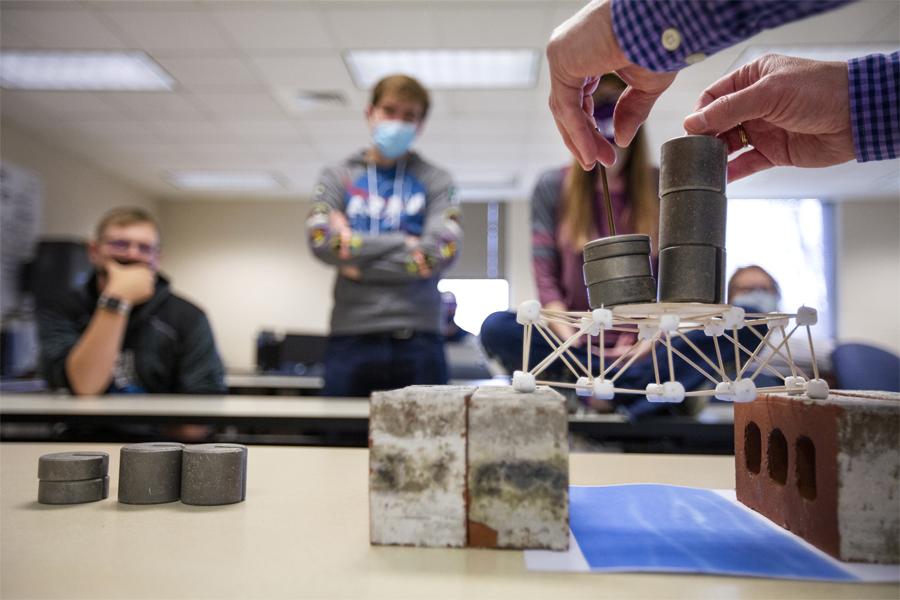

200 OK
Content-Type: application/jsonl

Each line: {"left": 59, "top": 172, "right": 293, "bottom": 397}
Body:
{"left": 726, "top": 148, "right": 774, "bottom": 182}
{"left": 613, "top": 86, "right": 664, "bottom": 147}
{"left": 550, "top": 85, "right": 617, "bottom": 169}
{"left": 684, "top": 79, "right": 769, "bottom": 135}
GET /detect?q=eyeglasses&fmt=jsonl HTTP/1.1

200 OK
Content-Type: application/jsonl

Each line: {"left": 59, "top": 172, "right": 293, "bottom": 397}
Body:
{"left": 102, "top": 238, "right": 159, "bottom": 257}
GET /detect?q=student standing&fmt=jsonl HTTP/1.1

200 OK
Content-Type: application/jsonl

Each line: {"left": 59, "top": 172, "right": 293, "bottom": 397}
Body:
{"left": 306, "top": 75, "right": 462, "bottom": 397}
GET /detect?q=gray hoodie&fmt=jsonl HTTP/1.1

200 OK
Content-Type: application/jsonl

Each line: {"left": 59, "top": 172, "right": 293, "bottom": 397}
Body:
{"left": 306, "top": 150, "right": 462, "bottom": 336}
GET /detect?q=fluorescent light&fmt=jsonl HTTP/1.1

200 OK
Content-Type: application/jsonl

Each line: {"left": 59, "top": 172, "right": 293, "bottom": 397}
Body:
{"left": 730, "top": 45, "right": 897, "bottom": 71}
{"left": 166, "top": 171, "right": 284, "bottom": 191}
{"left": 344, "top": 49, "right": 539, "bottom": 90}
{"left": 0, "top": 51, "right": 174, "bottom": 91}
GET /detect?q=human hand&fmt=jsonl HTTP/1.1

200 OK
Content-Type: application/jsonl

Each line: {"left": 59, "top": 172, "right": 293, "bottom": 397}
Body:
{"left": 604, "top": 333, "right": 646, "bottom": 360}
{"left": 104, "top": 259, "right": 154, "bottom": 305}
{"left": 329, "top": 211, "right": 352, "bottom": 260}
{"left": 547, "top": 0, "right": 676, "bottom": 169}
{"left": 340, "top": 265, "right": 361, "bottom": 280}
{"left": 683, "top": 54, "right": 855, "bottom": 182}
{"left": 410, "top": 249, "right": 432, "bottom": 278}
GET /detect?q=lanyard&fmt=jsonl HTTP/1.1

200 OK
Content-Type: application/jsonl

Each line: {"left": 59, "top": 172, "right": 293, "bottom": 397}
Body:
{"left": 366, "top": 159, "right": 405, "bottom": 235}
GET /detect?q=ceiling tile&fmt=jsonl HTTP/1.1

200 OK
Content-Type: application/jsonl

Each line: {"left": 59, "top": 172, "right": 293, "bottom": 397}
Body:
{"left": 0, "top": 90, "right": 129, "bottom": 121}
{"left": 191, "top": 91, "right": 287, "bottom": 119}
{"left": 324, "top": 7, "right": 437, "bottom": 49}
{"left": 434, "top": 6, "right": 550, "bottom": 48}
{"left": 101, "top": 8, "right": 234, "bottom": 51}
{"left": 211, "top": 6, "right": 334, "bottom": 51}
{"left": 103, "top": 91, "right": 210, "bottom": 119}
{"left": 248, "top": 55, "right": 354, "bottom": 89}
{"left": 0, "top": 8, "right": 130, "bottom": 49}
{"left": 155, "top": 56, "right": 262, "bottom": 90}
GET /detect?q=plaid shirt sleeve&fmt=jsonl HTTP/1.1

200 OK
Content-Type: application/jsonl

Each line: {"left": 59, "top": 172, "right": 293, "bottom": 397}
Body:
{"left": 848, "top": 52, "right": 900, "bottom": 162}
{"left": 611, "top": 0, "right": 851, "bottom": 72}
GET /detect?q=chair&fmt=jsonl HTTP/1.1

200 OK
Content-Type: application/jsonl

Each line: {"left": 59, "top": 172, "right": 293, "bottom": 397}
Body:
{"left": 831, "top": 343, "right": 900, "bottom": 392}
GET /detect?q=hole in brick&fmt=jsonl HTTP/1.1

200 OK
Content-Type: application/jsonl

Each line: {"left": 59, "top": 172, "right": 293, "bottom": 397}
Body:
{"left": 744, "top": 422, "right": 761, "bottom": 474}
{"left": 796, "top": 436, "right": 817, "bottom": 500}
{"left": 767, "top": 429, "right": 788, "bottom": 485}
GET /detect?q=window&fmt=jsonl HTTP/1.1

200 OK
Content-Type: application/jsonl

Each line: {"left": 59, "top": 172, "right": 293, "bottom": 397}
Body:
{"left": 726, "top": 199, "right": 834, "bottom": 337}
{"left": 438, "top": 278, "right": 509, "bottom": 336}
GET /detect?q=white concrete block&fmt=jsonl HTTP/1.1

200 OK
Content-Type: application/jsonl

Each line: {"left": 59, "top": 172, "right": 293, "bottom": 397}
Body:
{"left": 467, "top": 385, "right": 569, "bottom": 550}
{"left": 369, "top": 385, "right": 474, "bottom": 547}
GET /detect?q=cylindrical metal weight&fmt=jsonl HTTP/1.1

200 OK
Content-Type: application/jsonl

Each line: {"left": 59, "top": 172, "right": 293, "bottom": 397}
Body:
{"left": 38, "top": 452, "right": 109, "bottom": 482}
{"left": 118, "top": 442, "right": 185, "bottom": 505}
{"left": 181, "top": 444, "right": 248, "bottom": 506}
{"left": 582, "top": 234, "right": 656, "bottom": 308}
{"left": 587, "top": 276, "right": 657, "bottom": 308}
{"left": 583, "top": 254, "right": 652, "bottom": 285}
{"left": 659, "top": 136, "right": 727, "bottom": 195}
{"left": 658, "top": 189, "right": 727, "bottom": 248}
{"left": 658, "top": 245, "right": 726, "bottom": 303}
{"left": 38, "top": 477, "right": 109, "bottom": 504}
{"left": 583, "top": 234, "right": 651, "bottom": 262}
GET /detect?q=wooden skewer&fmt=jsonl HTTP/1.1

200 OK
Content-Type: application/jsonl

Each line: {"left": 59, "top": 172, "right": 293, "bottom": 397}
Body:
{"left": 599, "top": 164, "right": 616, "bottom": 237}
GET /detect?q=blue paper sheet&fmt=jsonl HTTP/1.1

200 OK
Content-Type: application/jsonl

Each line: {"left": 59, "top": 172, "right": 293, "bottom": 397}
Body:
{"left": 525, "top": 484, "right": 900, "bottom": 582}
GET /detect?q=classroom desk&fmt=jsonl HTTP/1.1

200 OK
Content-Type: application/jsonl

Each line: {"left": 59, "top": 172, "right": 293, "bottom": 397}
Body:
{"left": 0, "top": 393, "right": 734, "bottom": 451}
{"left": 225, "top": 372, "right": 325, "bottom": 395}
{"left": 1, "top": 443, "right": 893, "bottom": 599}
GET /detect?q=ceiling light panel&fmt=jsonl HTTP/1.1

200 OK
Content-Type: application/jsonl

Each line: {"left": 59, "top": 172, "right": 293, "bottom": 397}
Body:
{"left": 0, "top": 51, "right": 175, "bottom": 91}
{"left": 344, "top": 49, "right": 539, "bottom": 90}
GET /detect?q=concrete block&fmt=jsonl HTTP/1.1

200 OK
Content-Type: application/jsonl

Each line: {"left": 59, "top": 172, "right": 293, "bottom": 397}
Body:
{"left": 659, "top": 135, "right": 727, "bottom": 195}
{"left": 659, "top": 189, "right": 727, "bottom": 248}
{"left": 658, "top": 245, "right": 725, "bottom": 303}
{"left": 734, "top": 391, "right": 899, "bottom": 563}
{"left": 587, "top": 276, "right": 657, "bottom": 308}
{"left": 467, "top": 385, "right": 569, "bottom": 550}
{"left": 38, "top": 451, "right": 109, "bottom": 482}
{"left": 38, "top": 477, "right": 109, "bottom": 504}
{"left": 118, "top": 442, "right": 185, "bottom": 505}
{"left": 369, "top": 385, "right": 474, "bottom": 547}
{"left": 181, "top": 444, "right": 248, "bottom": 506}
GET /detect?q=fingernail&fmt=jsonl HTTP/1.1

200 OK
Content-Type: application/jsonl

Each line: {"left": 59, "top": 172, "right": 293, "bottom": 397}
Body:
{"left": 684, "top": 111, "right": 707, "bottom": 131}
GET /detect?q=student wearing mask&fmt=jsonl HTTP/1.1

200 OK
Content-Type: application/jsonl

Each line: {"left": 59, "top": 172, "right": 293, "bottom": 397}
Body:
{"left": 306, "top": 74, "right": 462, "bottom": 397}
{"left": 728, "top": 265, "right": 834, "bottom": 375}
{"left": 37, "top": 207, "right": 226, "bottom": 396}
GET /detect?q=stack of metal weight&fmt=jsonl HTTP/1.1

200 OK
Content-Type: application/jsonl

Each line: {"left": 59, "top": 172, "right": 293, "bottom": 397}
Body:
{"left": 583, "top": 233, "right": 656, "bottom": 308}
{"left": 657, "top": 135, "right": 728, "bottom": 303}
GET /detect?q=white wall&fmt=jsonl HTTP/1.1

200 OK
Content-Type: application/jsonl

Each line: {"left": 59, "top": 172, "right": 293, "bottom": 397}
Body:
{"left": 1, "top": 120, "right": 158, "bottom": 238}
{"left": 158, "top": 200, "right": 334, "bottom": 371}
{"left": 837, "top": 198, "right": 900, "bottom": 354}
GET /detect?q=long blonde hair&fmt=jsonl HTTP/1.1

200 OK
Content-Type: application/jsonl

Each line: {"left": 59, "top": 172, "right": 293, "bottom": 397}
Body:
{"left": 558, "top": 80, "right": 660, "bottom": 254}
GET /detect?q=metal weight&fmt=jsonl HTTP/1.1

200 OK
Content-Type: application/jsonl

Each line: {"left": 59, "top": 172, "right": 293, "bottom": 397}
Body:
{"left": 118, "top": 442, "right": 185, "bottom": 505}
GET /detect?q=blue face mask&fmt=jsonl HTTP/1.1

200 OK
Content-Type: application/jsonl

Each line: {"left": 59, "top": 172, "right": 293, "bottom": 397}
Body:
{"left": 732, "top": 290, "right": 780, "bottom": 314}
{"left": 372, "top": 120, "right": 417, "bottom": 159}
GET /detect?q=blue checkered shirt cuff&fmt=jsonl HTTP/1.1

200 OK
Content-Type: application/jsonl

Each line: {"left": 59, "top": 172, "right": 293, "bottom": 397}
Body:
{"left": 848, "top": 52, "right": 900, "bottom": 162}
{"left": 611, "top": 0, "right": 850, "bottom": 72}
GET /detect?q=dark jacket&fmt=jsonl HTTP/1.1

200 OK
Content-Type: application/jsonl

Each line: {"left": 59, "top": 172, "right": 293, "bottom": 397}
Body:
{"left": 37, "top": 272, "right": 226, "bottom": 394}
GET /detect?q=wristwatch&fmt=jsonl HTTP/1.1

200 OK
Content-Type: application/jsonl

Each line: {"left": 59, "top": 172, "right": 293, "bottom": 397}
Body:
{"left": 97, "top": 294, "right": 132, "bottom": 316}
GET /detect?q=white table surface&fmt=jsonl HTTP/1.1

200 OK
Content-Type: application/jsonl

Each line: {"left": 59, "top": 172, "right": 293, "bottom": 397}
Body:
{"left": 0, "top": 393, "right": 368, "bottom": 419}
{"left": 2, "top": 443, "right": 895, "bottom": 600}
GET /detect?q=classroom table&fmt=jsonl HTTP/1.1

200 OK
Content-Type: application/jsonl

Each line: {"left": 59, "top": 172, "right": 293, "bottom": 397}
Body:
{"left": 1, "top": 443, "right": 894, "bottom": 599}
{"left": 0, "top": 393, "right": 735, "bottom": 451}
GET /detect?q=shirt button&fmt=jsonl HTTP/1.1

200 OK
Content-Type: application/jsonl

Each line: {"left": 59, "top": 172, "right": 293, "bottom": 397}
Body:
{"left": 661, "top": 27, "right": 681, "bottom": 51}
{"left": 685, "top": 52, "right": 706, "bottom": 65}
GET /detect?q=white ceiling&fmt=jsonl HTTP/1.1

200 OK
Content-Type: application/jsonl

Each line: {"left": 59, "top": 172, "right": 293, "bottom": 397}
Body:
{"left": 1, "top": 0, "right": 897, "bottom": 202}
